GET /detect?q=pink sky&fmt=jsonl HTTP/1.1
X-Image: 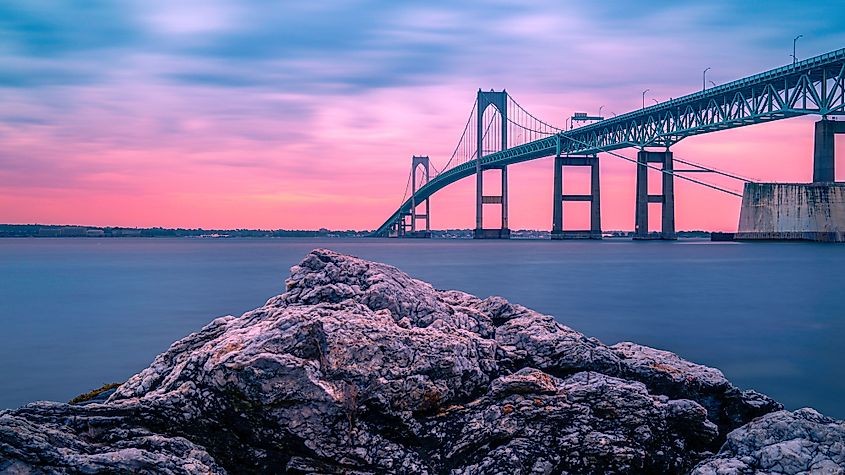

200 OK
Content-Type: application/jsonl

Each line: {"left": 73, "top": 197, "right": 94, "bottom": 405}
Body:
{"left": 0, "top": 1, "right": 843, "bottom": 232}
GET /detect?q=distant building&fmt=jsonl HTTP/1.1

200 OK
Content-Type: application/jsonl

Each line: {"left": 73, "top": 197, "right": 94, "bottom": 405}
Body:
{"left": 86, "top": 229, "right": 105, "bottom": 237}
{"left": 113, "top": 229, "right": 142, "bottom": 237}
{"left": 37, "top": 227, "right": 61, "bottom": 237}
{"left": 59, "top": 227, "right": 87, "bottom": 237}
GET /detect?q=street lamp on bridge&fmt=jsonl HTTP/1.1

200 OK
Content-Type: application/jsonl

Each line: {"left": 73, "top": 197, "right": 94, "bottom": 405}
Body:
{"left": 642, "top": 89, "right": 650, "bottom": 109}
{"left": 792, "top": 35, "right": 803, "bottom": 64}
{"left": 703, "top": 67, "right": 711, "bottom": 91}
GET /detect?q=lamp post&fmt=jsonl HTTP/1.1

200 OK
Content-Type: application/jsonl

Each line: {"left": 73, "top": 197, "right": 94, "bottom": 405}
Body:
{"left": 703, "top": 67, "right": 711, "bottom": 91}
{"left": 709, "top": 80, "right": 716, "bottom": 88}
{"left": 652, "top": 98, "right": 659, "bottom": 105}
{"left": 642, "top": 89, "right": 650, "bottom": 109}
{"left": 599, "top": 105, "right": 604, "bottom": 118}
{"left": 793, "top": 35, "right": 803, "bottom": 64}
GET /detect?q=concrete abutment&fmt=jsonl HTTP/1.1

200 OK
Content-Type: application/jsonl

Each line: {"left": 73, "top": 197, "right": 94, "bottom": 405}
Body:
{"left": 738, "top": 119, "right": 845, "bottom": 242}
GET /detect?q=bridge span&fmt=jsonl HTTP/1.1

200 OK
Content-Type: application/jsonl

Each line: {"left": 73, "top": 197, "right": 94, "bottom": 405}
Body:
{"left": 374, "top": 48, "right": 845, "bottom": 239}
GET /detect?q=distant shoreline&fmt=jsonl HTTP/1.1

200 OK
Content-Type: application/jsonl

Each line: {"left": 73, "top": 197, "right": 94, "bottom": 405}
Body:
{"left": 0, "top": 224, "right": 714, "bottom": 239}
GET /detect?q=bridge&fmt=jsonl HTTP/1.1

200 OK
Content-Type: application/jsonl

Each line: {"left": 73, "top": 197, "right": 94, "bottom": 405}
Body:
{"left": 374, "top": 48, "right": 845, "bottom": 239}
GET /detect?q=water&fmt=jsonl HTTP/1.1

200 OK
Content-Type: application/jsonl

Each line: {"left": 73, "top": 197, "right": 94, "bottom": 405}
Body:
{"left": 1, "top": 237, "right": 843, "bottom": 418}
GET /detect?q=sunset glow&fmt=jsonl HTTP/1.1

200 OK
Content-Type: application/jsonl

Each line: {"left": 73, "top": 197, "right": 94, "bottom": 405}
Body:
{"left": 1, "top": 1, "right": 843, "bottom": 231}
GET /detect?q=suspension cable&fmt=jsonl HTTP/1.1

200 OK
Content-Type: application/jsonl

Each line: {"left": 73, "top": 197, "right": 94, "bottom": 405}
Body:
{"left": 397, "top": 171, "right": 412, "bottom": 210}
{"left": 470, "top": 111, "right": 498, "bottom": 162}
{"left": 505, "top": 117, "right": 558, "bottom": 136}
{"left": 438, "top": 99, "right": 478, "bottom": 175}
{"left": 430, "top": 162, "right": 441, "bottom": 176}
{"left": 508, "top": 94, "right": 563, "bottom": 132}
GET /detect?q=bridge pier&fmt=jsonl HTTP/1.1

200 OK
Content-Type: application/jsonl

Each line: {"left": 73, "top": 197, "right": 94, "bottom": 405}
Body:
{"left": 814, "top": 119, "right": 845, "bottom": 182}
{"left": 634, "top": 149, "right": 676, "bottom": 240}
{"left": 393, "top": 212, "right": 410, "bottom": 238}
{"left": 737, "top": 119, "right": 845, "bottom": 242}
{"left": 474, "top": 166, "right": 510, "bottom": 239}
{"left": 406, "top": 156, "right": 432, "bottom": 238}
{"left": 552, "top": 155, "right": 601, "bottom": 239}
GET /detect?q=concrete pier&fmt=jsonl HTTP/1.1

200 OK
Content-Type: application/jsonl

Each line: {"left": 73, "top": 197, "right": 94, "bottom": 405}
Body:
{"left": 736, "top": 182, "right": 845, "bottom": 242}
{"left": 474, "top": 166, "right": 510, "bottom": 239}
{"left": 634, "top": 150, "right": 676, "bottom": 240}
{"left": 813, "top": 120, "right": 845, "bottom": 182}
{"left": 551, "top": 155, "right": 601, "bottom": 239}
{"left": 738, "top": 119, "right": 845, "bottom": 242}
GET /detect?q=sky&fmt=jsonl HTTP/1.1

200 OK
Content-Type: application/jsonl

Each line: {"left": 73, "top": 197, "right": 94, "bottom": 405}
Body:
{"left": 1, "top": 1, "right": 844, "bottom": 231}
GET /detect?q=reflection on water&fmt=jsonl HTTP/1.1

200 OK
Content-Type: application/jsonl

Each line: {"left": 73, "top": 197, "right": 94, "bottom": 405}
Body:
{"left": 1, "top": 237, "right": 843, "bottom": 417}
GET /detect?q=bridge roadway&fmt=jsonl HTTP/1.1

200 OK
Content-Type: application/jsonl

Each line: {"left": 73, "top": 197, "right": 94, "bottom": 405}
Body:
{"left": 375, "top": 48, "right": 845, "bottom": 237}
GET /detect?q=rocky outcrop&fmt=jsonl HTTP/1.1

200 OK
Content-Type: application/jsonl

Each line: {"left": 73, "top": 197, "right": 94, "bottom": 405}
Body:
{"left": 0, "top": 249, "right": 839, "bottom": 474}
{"left": 692, "top": 408, "right": 845, "bottom": 474}
{"left": 0, "top": 402, "right": 223, "bottom": 474}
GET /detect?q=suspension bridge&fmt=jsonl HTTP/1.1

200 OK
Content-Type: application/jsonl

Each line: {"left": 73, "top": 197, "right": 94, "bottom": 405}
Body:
{"left": 373, "top": 47, "right": 845, "bottom": 240}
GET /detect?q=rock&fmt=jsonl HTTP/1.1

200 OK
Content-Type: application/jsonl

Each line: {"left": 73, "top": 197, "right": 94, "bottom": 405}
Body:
{"left": 0, "top": 402, "right": 223, "bottom": 474}
{"left": 611, "top": 342, "right": 782, "bottom": 435}
{"left": 444, "top": 371, "right": 718, "bottom": 474}
{"left": 0, "top": 249, "right": 837, "bottom": 474}
{"left": 487, "top": 367, "right": 558, "bottom": 397}
{"left": 692, "top": 408, "right": 845, "bottom": 474}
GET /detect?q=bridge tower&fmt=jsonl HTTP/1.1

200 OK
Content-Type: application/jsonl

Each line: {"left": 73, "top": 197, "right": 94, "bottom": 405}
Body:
{"left": 552, "top": 150, "right": 601, "bottom": 239}
{"left": 634, "top": 148, "right": 676, "bottom": 240}
{"left": 407, "top": 155, "right": 431, "bottom": 238}
{"left": 474, "top": 89, "right": 510, "bottom": 239}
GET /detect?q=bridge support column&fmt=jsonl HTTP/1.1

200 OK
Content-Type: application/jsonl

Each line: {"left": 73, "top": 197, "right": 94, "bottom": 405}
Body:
{"left": 476, "top": 160, "right": 483, "bottom": 231}
{"left": 552, "top": 155, "right": 601, "bottom": 239}
{"left": 634, "top": 149, "right": 676, "bottom": 240}
{"left": 395, "top": 213, "right": 410, "bottom": 238}
{"left": 814, "top": 119, "right": 845, "bottom": 182}
{"left": 502, "top": 165, "right": 509, "bottom": 231}
{"left": 474, "top": 167, "right": 511, "bottom": 239}
{"left": 406, "top": 156, "right": 431, "bottom": 238}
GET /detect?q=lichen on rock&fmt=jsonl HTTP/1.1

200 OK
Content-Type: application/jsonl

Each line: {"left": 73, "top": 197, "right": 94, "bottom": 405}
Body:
{"left": 0, "top": 248, "right": 840, "bottom": 474}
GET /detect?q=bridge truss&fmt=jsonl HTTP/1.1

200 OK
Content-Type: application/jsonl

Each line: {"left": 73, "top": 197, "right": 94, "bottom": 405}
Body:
{"left": 375, "top": 48, "right": 845, "bottom": 237}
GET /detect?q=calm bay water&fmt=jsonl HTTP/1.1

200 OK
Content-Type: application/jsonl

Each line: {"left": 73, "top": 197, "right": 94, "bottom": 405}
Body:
{"left": 1, "top": 237, "right": 843, "bottom": 418}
